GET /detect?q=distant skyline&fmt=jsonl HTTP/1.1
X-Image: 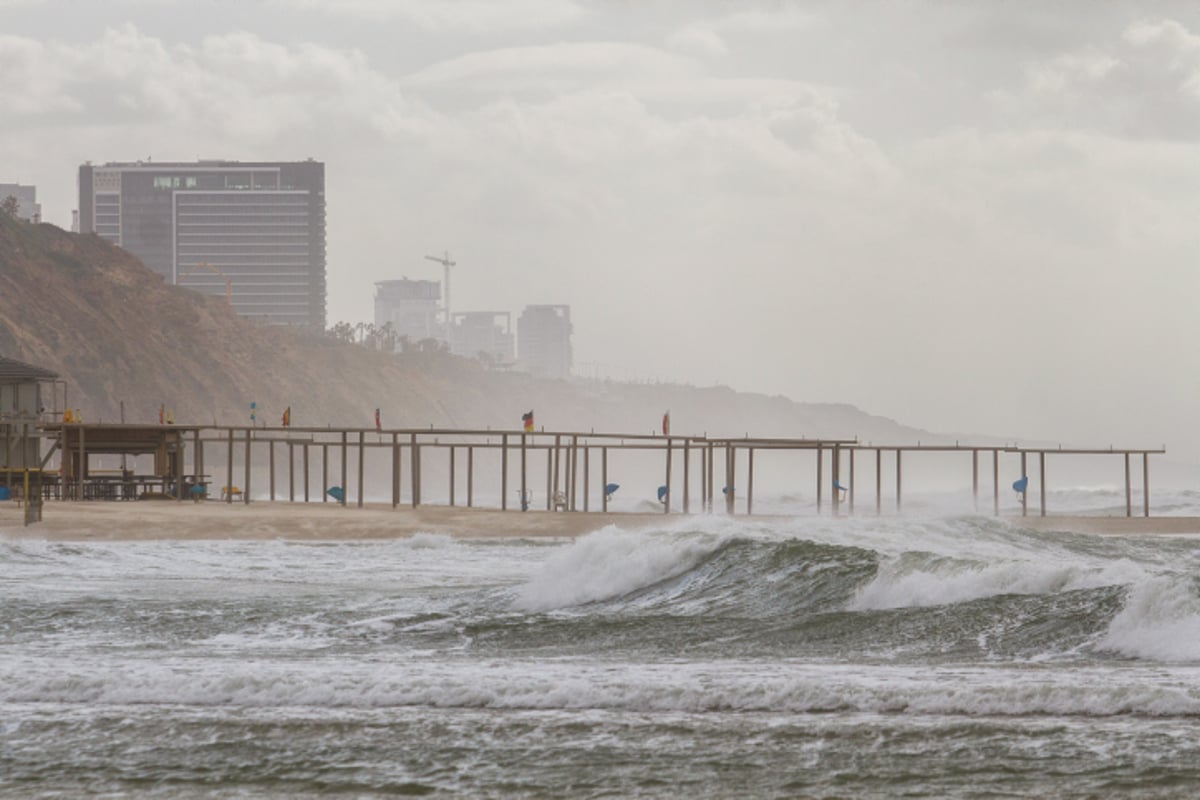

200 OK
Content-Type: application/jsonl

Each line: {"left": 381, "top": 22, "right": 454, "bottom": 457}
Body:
{"left": 3, "top": 0, "right": 1199, "bottom": 458}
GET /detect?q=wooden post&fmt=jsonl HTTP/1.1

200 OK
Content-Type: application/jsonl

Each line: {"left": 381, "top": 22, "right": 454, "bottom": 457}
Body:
{"left": 583, "top": 445, "right": 590, "bottom": 512}
{"left": 193, "top": 429, "right": 201, "bottom": 494}
{"left": 225, "top": 429, "right": 234, "bottom": 504}
{"left": 849, "top": 448, "right": 855, "bottom": 515}
{"left": 720, "top": 443, "right": 729, "bottom": 513}
{"left": 895, "top": 449, "right": 902, "bottom": 513}
{"left": 269, "top": 441, "right": 276, "bottom": 501}
{"left": 514, "top": 433, "right": 521, "bottom": 512}
{"left": 1039, "top": 451, "right": 1046, "bottom": 517}
{"left": 1124, "top": 453, "right": 1131, "bottom": 517}
{"left": 357, "top": 431, "right": 365, "bottom": 508}
{"left": 410, "top": 434, "right": 418, "bottom": 508}
{"left": 700, "top": 443, "right": 710, "bottom": 513}
{"left": 972, "top": 449, "right": 979, "bottom": 512}
{"left": 303, "top": 444, "right": 309, "bottom": 503}
{"left": 601, "top": 446, "right": 608, "bottom": 512}
{"left": 571, "top": 436, "right": 579, "bottom": 511}
{"left": 1020, "top": 451, "right": 1027, "bottom": 517}
{"left": 552, "top": 435, "right": 561, "bottom": 511}
{"left": 288, "top": 442, "right": 295, "bottom": 503}
{"left": 816, "top": 446, "right": 823, "bottom": 514}
{"left": 835, "top": 448, "right": 844, "bottom": 515}
{"left": 340, "top": 431, "right": 348, "bottom": 507}
{"left": 321, "top": 444, "right": 328, "bottom": 503}
{"left": 449, "top": 446, "right": 456, "bottom": 507}
{"left": 78, "top": 423, "right": 86, "bottom": 500}
{"left": 467, "top": 446, "right": 474, "bottom": 508}
{"left": 175, "top": 436, "right": 185, "bottom": 501}
{"left": 509, "top": 433, "right": 517, "bottom": 512}
{"left": 683, "top": 439, "right": 690, "bottom": 514}
{"left": 876, "top": 448, "right": 882, "bottom": 515}
{"left": 664, "top": 438, "right": 672, "bottom": 514}
{"left": 746, "top": 447, "right": 754, "bottom": 516}
{"left": 546, "top": 447, "right": 552, "bottom": 510}
{"left": 1143, "top": 452, "right": 1150, "bottom": 518}
{"left": 993, "top": 450, "right": 999, "bottom": 517}
{"left": 391, "top": 433, "right": 399, "bottom": 508}
{"left": 243, "top": 428, "right": 251, "bottom": 504}
{"left": 502, "top": 434, "right": 510, "bottom": 511}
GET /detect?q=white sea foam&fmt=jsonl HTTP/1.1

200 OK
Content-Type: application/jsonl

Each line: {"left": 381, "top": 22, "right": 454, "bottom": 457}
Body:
{"left": 512, "top": 526, "right": 730, "bottom": 611}
{"left": 848, "top": 553, "right": 1145, "bottom": 611}
{"left": 1098, "top": 577, "right": 1200, "bottom": 662}
{"left": 6, "top": 658, "right": 1200, "bottom": 718}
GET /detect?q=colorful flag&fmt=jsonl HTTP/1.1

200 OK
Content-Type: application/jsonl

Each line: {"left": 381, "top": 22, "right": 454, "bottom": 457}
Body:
{"left": 282, "top": 406, "right": 291, "bottom": 427}
{"left": 374, "top": 408, "right": 381, "bottom": 431}
{"left": 662, "top": 411, "right": 670, "bottom": 436}
{"left": 522, "top": 410, "right": 534, "bottom": 433}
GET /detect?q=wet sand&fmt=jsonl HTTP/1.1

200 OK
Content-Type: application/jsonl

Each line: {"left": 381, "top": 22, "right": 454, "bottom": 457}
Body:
{"left": 0, "top": 500, "right": 671, "bottom": 541}
{"left": 3, "top": 500, "right": 1200, "bottom": 541}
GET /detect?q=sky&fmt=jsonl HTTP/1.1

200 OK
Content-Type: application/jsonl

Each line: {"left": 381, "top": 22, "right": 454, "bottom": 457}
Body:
{"left": 2, "top": 0, "right": 1199, "bottom": 457}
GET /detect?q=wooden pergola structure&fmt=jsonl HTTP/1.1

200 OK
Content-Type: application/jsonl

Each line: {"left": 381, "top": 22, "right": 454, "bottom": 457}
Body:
{"left": 26, "top": 421, "right": 1167, "bottom": 519}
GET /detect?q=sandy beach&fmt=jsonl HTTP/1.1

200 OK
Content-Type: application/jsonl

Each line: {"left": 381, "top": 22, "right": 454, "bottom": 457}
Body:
{"left": 0, "top": 499, "right": 678, "bottom": 541}
{"left": 4, "top": 499, "right": 1200, "bottom": 540}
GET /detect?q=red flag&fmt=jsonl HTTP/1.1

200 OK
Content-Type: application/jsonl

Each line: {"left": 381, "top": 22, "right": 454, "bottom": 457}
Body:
{"left": 522, "top": 410, "right": 534, "bottom": 433}
{"left": 374, "top": 408, "right": 381, "bottom": 431}
{"left": 662, "top": 411, "right": 670, "bottom": 436}
{"left": 282, "top": 407, "right": 291, "bottom": 427}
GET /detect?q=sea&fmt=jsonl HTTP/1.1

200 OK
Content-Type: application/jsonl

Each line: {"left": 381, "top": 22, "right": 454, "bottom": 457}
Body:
{"left": 5, "top": 488, "right": 1200, "bottom": 798}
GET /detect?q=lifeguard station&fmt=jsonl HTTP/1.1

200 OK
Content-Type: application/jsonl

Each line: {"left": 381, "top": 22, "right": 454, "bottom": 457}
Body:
{"left": 0, "top": 356, "right": 63, "bottom": 523}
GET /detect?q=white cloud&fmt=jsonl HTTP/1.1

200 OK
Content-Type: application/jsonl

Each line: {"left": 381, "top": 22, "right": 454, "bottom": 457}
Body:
{"left": 405, "top": 42, "right": 698, "bottom": 89}
{"left": 269, "top": 0, "right": 586, "bottom": 32}
{"left": 1026, "top": 50, "right": 1120, "bottom": 94}
{"left": 665, "top": 25, "right": 729, "bottom": 58}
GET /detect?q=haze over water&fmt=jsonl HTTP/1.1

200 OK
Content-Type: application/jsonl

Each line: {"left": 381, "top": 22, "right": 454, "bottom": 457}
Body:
{"left": 6, "top": 491, "right": 1200, "bottom": 797}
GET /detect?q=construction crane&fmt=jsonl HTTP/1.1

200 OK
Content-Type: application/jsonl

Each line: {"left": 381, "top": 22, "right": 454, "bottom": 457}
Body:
{"left": 177, "top": 261, "right": 232, "bottom": 306}
{"left": 424, "top": 250, "right": 455, "bottom": 347}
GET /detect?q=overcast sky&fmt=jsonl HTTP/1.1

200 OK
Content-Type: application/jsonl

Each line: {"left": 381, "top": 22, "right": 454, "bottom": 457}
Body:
{"left": 3, "top": 0, "right": 1199, "bottom": 456}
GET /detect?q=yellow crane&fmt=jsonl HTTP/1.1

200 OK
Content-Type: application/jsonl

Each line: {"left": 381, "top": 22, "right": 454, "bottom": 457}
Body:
{"left": 177, "top": 261, "right": 232, "bottom": 306}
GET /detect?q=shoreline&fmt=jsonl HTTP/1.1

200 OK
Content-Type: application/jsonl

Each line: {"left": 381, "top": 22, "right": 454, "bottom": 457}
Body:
{"left": 3, "top": 500, "right": 1200, "bottom": 541}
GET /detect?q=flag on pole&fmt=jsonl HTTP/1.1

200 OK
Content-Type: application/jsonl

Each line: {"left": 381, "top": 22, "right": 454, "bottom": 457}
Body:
{"left": 282, "top": 407, "right": 291, "bottom": 427}
{"left": 662, "top": 411, "right": 670, "bottom": 436}
{"left": 374, "top": 408, "right": 381, "bottom": 431}
{"left": 522, "top": 410, "right": 534, "bottom": 433}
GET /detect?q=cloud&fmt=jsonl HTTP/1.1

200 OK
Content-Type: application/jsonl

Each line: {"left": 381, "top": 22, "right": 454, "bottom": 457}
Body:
{"left": 0, "top": 25, "right": 438, "bottom": 146}
{"left": 1026, "top": 50, "right": 1121, "bottom": 94}
{"left": 405, "top": 42, "right": 699, "bottom": 90}
{"left": 268, "top": 0, "right": 586, "bottom": 32}
{"left": 665, "top": 26, "right": 729, "bottom": 58}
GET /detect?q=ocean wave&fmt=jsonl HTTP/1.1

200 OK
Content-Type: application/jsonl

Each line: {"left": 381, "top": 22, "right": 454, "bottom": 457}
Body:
{"left": 6, "top": 659, "right": 1200, "bottom": 718}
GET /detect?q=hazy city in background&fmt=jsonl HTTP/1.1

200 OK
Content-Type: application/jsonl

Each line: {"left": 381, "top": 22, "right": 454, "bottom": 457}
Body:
{"left": 3, "top": 0, "right": 1199, "bottom": 459}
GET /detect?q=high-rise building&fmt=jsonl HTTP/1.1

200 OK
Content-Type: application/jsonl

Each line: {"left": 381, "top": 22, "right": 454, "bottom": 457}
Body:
{"left": 451, "top": 312, "right": 514, "bottom": 365}
{"left": 518, "top": 305, "right": 573, "bottom": 379}
{"left": 0, "top": 183, "right": 41, "bottom": 223}
{"left": 78, "top": 160, "right": 326, "bottom": 328}
{"left": 374, "top": 279, "right": 443, "bottom": 348}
